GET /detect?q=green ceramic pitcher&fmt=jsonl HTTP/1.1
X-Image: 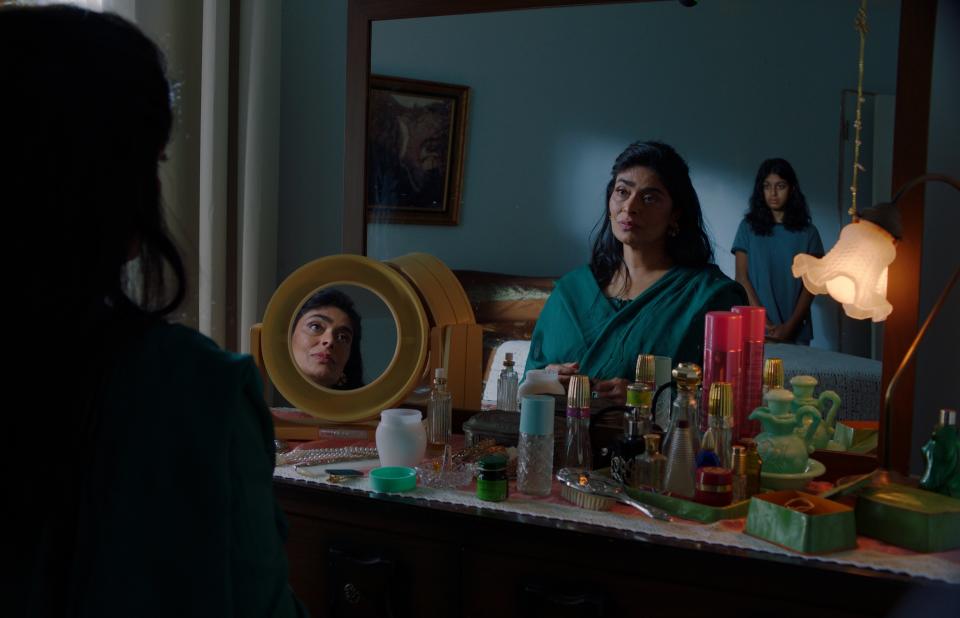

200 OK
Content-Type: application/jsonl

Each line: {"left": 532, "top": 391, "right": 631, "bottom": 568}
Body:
{"left": 789, "top": 375, "right": 842, "bottom": 450}
{"left": 749, "top": 389, "right": 821, "bottom": 474}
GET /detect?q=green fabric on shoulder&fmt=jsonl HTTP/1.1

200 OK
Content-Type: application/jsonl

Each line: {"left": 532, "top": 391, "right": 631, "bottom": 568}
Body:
{"left": 71, "top": 322, "right": 306, "bottom": 617}
{"left": 526, "top": 265, "right": 746, "bottom": 380}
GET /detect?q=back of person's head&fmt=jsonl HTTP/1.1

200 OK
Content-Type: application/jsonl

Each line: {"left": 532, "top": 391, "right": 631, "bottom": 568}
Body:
{"left": 2, "top": 8, "right": 186, "bottom": 613}
{"left": 592, "top": 140, "right": 713, "bottom": 286}
{"left": 0, "top": 4, "right": 184, "bottom": 322}
{"left": 746, "top": 157, "right": 813, "bottom": 234}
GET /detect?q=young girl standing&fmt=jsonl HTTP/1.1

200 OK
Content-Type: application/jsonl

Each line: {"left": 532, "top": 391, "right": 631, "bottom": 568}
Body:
{"left": 732, "top": 159, "right": 824, "bottom": 344}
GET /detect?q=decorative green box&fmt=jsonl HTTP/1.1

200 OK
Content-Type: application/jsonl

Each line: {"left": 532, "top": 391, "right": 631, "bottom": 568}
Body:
{"left": 855, "top": 483, "right": 960, "bottom": 553}
{"left": 745, "top": 490, "right": 856, "bottom": 554}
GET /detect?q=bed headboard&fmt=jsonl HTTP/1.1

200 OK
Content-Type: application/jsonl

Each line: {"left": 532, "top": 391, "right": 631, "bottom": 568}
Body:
{"left": 453, "top": 269, "right": 556, "bottom": 383}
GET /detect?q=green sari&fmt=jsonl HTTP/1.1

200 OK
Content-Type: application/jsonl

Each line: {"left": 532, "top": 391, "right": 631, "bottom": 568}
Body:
{"left": 525, "top": 265, "right": 747, "bottom": 380}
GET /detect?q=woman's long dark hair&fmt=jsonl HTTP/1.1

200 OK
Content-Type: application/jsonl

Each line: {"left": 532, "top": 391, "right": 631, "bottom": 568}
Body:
{"left": 3, "top": 6, "right": 184, "bottom": 614}
{"left": 295, "top": 289, "right": 365, "bottom": 389}
{"left": 745, "top": 158, "right": 813, "bottom": 235}
{"left": 590, "top": 141, "right": 713, "bottom": 290}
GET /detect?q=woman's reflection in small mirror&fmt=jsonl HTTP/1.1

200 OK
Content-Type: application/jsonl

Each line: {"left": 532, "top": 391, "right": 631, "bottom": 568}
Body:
{"left": 291, "top": 289, "right": 365, "bottom": 389}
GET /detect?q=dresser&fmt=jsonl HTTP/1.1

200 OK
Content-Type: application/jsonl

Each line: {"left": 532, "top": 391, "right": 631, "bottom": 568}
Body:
{"left": 275, "top": 476, "right": 955, "bottom": 617}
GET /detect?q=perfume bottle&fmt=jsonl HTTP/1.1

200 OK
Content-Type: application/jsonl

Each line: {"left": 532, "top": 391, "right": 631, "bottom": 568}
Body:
{"left": 637, "top": 433, "right": 667, "bottom": 492}
{"left": 517, "top": 395, "right": 555, "bottom": 496}
{"left": 426, "top": 367, "right": 452, "bottom": 445}
{"left": 611, "top": 382, "right": 652, "bottom": 485}
{"left": 628, "top": 381, "right": 655, "bottom": 436}
{"left": 497, "top": 352, "right": 519, "bottom": 412}
{"left": 762, "top": 358, "right": 784, "bottom": 399}
{"left": 742, "top": 437, "right": 763, "bottom": 497}
{"left": 666, "top": 363, "right": 702, "bottom": 454}
{"left": 563, "top": 375, "right": 592, "bottom": 472}
{"left": 708, "top": 381, "right": 735, "bottom": 468}
{"left": 635, "top": 353, "right": 657, "bottom": 389}
{"left": 701, "top": 312, "right": 743, "bottom": 436}
{"left": 731, "top": 445, "right": 749, "bottom": 502}
{"left": 663, "top": 419, "right": 697, "bottom": 498}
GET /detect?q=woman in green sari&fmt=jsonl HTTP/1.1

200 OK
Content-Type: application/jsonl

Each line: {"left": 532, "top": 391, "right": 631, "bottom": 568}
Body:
{"left": 525, "top": 141, "right": 746, "bottom": 404}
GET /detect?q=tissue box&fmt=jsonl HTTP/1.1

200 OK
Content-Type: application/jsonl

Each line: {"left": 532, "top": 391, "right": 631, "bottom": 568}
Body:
{"left": 855, "top": 483, "right": 960, "bottom": 552}
{"left": 745, "top": 490, "right": 856, "bottom": 554}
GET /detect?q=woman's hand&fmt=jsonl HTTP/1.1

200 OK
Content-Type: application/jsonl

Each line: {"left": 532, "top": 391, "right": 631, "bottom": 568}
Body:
{"left": 545, "top": 362, "right": 580, "bottom": 386}
{"left": 591, "top": 377, "right": 630, "bottom": 406}
{"left": 765, "top": 322, "right": 794, "bottom": 342}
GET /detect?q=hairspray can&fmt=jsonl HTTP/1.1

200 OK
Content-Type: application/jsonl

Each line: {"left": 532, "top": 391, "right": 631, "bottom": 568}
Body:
{"left": 732, "top": 306, "right": 765, "bottom": 439}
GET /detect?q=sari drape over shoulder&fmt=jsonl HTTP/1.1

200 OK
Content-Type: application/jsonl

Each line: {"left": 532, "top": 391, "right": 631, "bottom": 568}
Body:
{"left": 525, "top": 265, "right": 747, "bottom": 380}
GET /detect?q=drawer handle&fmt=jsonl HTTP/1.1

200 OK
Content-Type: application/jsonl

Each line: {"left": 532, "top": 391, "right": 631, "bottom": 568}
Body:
{"left": 343, "top": 582, "right": 360, "bottom": 605}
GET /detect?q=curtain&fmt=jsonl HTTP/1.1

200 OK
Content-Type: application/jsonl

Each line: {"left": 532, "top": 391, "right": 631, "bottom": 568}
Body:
{"left": 51, "top": 0, "right": 281, "bottom": 353}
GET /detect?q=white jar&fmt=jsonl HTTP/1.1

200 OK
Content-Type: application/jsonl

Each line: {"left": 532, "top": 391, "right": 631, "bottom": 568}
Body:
{"left": 375, "top": 408, "right": 427, "bottom": 468}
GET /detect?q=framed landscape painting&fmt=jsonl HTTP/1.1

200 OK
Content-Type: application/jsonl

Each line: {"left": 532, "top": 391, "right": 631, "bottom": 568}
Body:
{"left": 366, "top": 75, "right": 470, "bottom": 226}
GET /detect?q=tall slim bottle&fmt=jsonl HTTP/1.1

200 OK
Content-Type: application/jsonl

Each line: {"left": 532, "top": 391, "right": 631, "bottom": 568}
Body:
{"left": 663, "top": 420, "right": 697, "bottom": 499}
{"left": 666, "top": 363, "right": 702, "bottom": 454}
{"left": 563, "top": 375, "right": 592, "bottom": 472}
{"left": 611, "top": 383, "right": 650, "bottom": 485}
{"left": 708, "top": 381, "right": 735, "bottom": 469}
{"left": 732, "top": 306, "right": 765, "bottom": 439}
{"left": 426, "top": 367, "right": 452, "bottom": 445}
{"left": 497, "top": 352, "right": 519, "bottom": 412}
{"left": 701, "top": 312, "right": 743, "bottom": 436}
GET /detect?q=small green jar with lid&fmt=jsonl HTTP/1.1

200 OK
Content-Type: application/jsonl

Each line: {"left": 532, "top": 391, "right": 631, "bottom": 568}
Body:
{"left": 476, "top": 453, "right": 509, "bottom": 502}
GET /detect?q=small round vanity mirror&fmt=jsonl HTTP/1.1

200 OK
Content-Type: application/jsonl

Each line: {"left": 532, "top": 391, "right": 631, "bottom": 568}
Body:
{"left": 260, "top": 254, "right": 428, "bottom": 422}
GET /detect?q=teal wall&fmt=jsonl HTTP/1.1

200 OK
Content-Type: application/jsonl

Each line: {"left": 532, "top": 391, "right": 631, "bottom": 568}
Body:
{"left": 278, "top": 0, "right": 346, "bottom": 278}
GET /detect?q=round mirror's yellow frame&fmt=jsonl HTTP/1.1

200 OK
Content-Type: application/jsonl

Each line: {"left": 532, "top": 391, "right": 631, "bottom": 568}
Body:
{"left": 260, "top": 254, "right": 429, "bottom": 422}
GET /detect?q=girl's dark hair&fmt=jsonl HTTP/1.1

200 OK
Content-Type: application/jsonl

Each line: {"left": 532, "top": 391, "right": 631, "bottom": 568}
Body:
{"left": 590, "top": 141, "right": 713, "bottom": 290}
{"left": 295, "top": 289, "right": 365, "bottom": 389}
{"left": 3, "top": 6, "right": 183, "bottom": 613}
{"left": 745, "top": 158, "right": 813, "bottom": 235}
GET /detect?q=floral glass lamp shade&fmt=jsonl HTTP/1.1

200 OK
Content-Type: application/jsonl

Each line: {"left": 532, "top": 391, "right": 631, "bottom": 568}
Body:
{"left": 792, "top": 219, "right": 895, "bottom": 322}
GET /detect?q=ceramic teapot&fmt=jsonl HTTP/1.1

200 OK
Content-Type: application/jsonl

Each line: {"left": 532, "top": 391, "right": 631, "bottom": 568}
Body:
{"left": 748, "top": 389, "right": 822, "bottom": 474}
{"left": 789, "top": 375, "right": 842, "bottom": 450}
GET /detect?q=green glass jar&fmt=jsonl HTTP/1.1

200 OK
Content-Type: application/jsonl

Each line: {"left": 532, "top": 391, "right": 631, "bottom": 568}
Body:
{"left": 476, "top": 454, "right": 509, "bottom": 502}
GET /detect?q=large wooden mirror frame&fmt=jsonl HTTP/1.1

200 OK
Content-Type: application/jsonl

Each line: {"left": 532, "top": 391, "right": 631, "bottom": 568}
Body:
{"left": 342, "top": 0, "right": 938, "bottom": 474}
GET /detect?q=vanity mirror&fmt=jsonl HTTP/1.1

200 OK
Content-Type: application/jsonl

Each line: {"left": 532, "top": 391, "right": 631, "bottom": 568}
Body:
{"left": 257, "top": 254, "right": 428, "bottom": 422}
{"left": 342, "top": 0, "right": 938, "bottom": 474}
